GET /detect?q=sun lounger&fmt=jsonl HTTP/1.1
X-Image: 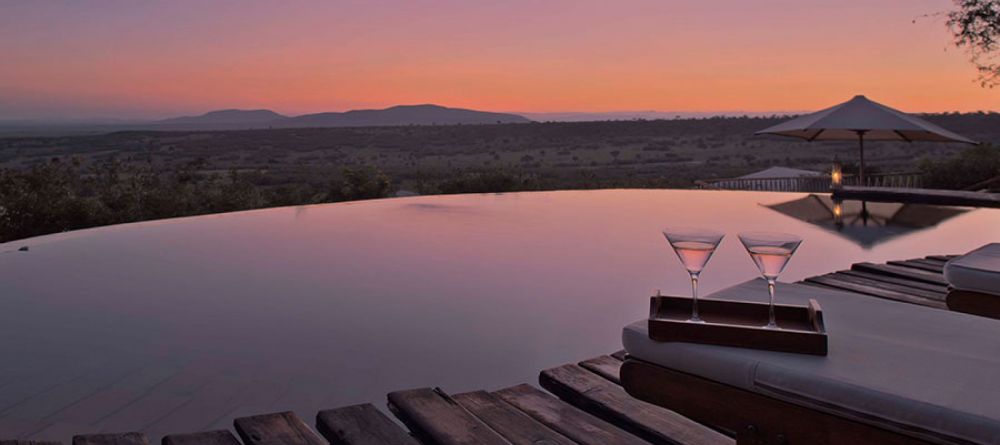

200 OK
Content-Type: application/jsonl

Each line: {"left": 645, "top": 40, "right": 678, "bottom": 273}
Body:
{"left": 621, "top": 279, "right": 1000, "bottom": 444}
{"left": 945, "top": 243, "right": 1000, "bottom": 319}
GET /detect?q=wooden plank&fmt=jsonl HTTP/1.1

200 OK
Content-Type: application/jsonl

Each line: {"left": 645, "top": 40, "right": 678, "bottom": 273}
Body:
{"left": 72, "top": 433, "right": 149, "bottom": 445}
{"left": 452, "top": 391, "right": 575, "bottom": 445}
{"left": 539, "top": 364, "right": 731, "bottom": 445}
{"left": 814, "top": 273, "right": 945, "bottom": 301}
{"left": 162, "top": 431, "right": 241, "bottom": 445}
{"left": 610, "top": 350, "right": 627, "bottom": 361}
{"left": 579, "top": 356, "right": 622, "bottom": 385}
{"left": 802, "top": 277, "right": 946, "bottom": 309}
{"left": 836, "top": 270, "right": 948, "bottom": 293}
{"left": 494, "top": 384, "right": 647, "bottom": 445}
{"left": 316, "top": 403, "right": 418, "bottom": 445}
{"left": 908, "top": 258, "right": 948, "bottom": 270}
{"left": 850, "top": 262, "right": 948, "bottom": 286}
{"left": 386, "top": 388, "right": 508, "bottom": 445}
{"left": 886, "top": 260, "right": 944, "bottom": 274}
{"left": 233, "top": 411, "right": 325, "bottom": 445}
{"left": 926, "top": 255, "right": 958, "bottom": 262}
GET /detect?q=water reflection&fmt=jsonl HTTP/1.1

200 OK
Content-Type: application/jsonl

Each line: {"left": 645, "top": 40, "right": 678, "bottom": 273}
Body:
{"left": 765, "top": 194, "right": 970, "bottom": 248}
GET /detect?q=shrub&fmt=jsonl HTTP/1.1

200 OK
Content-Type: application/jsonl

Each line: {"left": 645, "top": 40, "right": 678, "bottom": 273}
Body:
{"left": 0, "top": 158, "right": 388, "bottom": 243}
{"left": 331, "top": 166, "right": 393, "bottom": 201}
{"left": 919, "top": 144, "right": 1000, "bottom": 190}
{"left": 435, "top": 169, "right": 533, "bottom": 194}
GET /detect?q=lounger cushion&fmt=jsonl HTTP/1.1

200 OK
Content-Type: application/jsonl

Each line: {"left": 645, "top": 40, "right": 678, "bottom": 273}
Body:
{"left": 945, "top": 243, "right": 1000, "bottom": 295}
{"left": 623, "top": 280, "right": 1000, "bottom": 444}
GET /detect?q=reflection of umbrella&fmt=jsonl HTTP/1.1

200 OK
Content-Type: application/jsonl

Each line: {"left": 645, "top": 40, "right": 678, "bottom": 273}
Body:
{"left": 764, "top": 194, "right": 969, "bottom": 248}
{"left": 756, "top": 95, "right": 977, "bottom": 182}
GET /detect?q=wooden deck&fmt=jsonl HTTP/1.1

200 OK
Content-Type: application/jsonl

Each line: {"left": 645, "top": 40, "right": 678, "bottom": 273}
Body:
{"left": 3, "top": 254, "right": 970, "bottom": 445}
{"left": 832, "top": 186, "right": 1000, "bottom": 208}
{"left": 3, "top": 352, "right": 733, "bottom": 445}
{"left": 798, "top": 254, "right": 956, "bottom": 310}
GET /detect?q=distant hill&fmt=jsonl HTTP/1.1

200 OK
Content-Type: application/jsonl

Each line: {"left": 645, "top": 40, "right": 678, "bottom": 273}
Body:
{"left": 282, "top": 104, "right": 531, "bottom": 127}
{"left": 152, "top": 104, "right": 530, "bottom": 130}
{"left": 159, "top": 109, "right": 287, "bottom": 125}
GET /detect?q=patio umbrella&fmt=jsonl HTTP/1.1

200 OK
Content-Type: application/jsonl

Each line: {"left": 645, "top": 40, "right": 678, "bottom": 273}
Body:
{"left": 755, "top": 95, "right": 977, "bottom": 183}
{"left": 764, "top": 194, "right": 969, "bottom": 248}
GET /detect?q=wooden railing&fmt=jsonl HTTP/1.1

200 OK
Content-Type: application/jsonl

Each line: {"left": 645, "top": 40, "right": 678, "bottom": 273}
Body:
{"left": 842, "top": 172, "right": 923, "bottom": 189}
{"left": 697, "top": 172, "right": 923, "bottom": 192}
{"left": 696, "top": 175, "right": 832, "bottom": 192}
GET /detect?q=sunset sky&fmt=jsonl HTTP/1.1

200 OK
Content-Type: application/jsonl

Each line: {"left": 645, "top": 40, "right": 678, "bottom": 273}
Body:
{"left": 2, "top": 0, "right": 998, "bottom": 119}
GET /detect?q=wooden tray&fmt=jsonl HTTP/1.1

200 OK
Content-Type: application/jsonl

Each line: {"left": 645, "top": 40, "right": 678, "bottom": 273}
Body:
{"left": 648, "top": 295, "right": 828, "bottom": 355}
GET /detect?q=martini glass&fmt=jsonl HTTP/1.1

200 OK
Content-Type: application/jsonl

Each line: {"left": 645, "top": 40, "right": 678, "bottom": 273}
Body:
{"left": 662, "top": 228, "right": 724, "bottom": 323}
{"left": 738, "top": 232, "right": 802, "bottom": 329}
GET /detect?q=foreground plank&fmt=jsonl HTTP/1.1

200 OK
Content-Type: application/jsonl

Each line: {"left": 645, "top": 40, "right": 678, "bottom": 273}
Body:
{"left": 387, "top": 388, "right": 508, "bottom": 445}
{"left": 452, "top": 391, "right": 575, "bottom": 445}
{"left": 495, "top": 384, "right": 646, "bottom": 445}
{"left": 234, "top": 411, "right": 324, "bottom": 445}
{"left": 73, "top": 434, "right": 148, "bottom": 445}
{"left": 540, "top": 364, "right": 731, "bottom": 445}
{"left": 579, "top": 356, "right": 622, "bottom": 385}
{"left": 162, "top": 431, "right": 240, "bottom": 445}
{"left": 316, "top": 403, "right": 418, "bottom": 445}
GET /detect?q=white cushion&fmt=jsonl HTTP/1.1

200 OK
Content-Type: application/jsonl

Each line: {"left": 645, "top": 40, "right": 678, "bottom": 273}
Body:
{"left": 623, "top": 279, "right": 1000, "bottom": 444}
{"left": 945, "top": 243, "right": 1000, "bottom": 294}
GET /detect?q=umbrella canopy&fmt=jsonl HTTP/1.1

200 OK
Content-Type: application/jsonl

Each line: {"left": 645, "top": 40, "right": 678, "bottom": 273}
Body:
{"left": 756, "top": 95, "right": 977, "bottom": 182}
{"left": 764, "top": 194, "right": 969, "bottom": 248}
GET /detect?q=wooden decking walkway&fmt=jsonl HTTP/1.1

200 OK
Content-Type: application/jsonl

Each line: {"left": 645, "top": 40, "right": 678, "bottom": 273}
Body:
{"left": 832, "top": 186, "right": 1000, "bottom": 208}
{"left": 799, "top": 254, "right": 956, "bottom": 310}
{"left": 2, "top": 351, "right": 733, "bottom": 445}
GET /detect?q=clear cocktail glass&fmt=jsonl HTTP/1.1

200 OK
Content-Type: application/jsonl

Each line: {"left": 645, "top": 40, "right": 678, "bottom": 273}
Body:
{"left": 738, "top": 231, "right": 803, "bottom": 329}
{"left": 662, "top": 228, "right": 725, "bottom": 323}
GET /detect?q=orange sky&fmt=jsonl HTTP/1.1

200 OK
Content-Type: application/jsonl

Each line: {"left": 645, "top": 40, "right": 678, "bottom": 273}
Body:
{"left": 1, "top": 0, "right": 997, "bottom": 119}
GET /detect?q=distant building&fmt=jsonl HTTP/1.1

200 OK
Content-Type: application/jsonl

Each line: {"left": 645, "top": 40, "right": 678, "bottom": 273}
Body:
{"left": 701, "top": 166, "right": 828, "bottom": 192}
{"left": 736, "top": 166, "right": 823, "bottom": 180}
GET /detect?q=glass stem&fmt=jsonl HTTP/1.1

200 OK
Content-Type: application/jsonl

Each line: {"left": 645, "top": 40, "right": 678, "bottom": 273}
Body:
{"left": 690, "top": 273, "right": 701, "bottom": 321}
{"left": 767, "top": 278, "right": 777, "bottom": 327}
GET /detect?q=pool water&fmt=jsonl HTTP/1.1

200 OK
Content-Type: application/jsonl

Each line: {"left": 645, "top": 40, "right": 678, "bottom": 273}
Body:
{"left": 0, "top": 189, "right": 997, "bottom": 440}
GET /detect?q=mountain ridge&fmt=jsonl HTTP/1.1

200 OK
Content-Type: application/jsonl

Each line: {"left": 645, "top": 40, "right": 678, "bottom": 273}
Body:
{"left": 155, "top": 104, "right": 530, "bottom": 129}
{"left": 160, "top": 109, "right": 288, "bottom": 125}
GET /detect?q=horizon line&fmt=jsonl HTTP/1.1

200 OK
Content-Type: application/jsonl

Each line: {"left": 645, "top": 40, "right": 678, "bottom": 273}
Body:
{"left": 4, "top": 107, "right": 1000, "bottom": 124}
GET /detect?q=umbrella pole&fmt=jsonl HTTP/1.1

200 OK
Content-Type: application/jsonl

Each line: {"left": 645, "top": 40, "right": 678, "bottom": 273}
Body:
{"left": 857, "top": 131, "right": 866, "bottom": 185}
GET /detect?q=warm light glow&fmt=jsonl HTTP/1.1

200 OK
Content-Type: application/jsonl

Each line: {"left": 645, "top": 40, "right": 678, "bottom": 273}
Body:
{"left": 0, "top": 1, "right": 998, "bottom": 119}
{"left": 831, "top": 164, "right": 843, "bottom": 188}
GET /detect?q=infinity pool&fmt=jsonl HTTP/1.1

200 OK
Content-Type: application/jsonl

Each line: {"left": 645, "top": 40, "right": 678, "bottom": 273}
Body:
{"left": 1, "top": 189, "right": 997, "bottom": 441}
